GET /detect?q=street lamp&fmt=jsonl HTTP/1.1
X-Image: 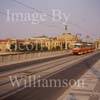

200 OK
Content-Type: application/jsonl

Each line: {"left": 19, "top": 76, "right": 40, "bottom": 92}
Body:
{"left": 76, "top": 33, "right": 81, "bottom": 41}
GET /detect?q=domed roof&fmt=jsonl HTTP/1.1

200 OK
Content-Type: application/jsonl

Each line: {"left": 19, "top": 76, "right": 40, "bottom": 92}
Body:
{"left": 57, "top": 33, "right": 77, "bottom": 41}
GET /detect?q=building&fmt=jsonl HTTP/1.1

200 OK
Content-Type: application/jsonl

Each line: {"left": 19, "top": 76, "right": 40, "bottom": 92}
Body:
{"left": 0, "top": 39, "right": 17, "bottom": 52}
{"left": 31, "top": 36, "right": 63, "bottom": 50}
{"left": 56, "top": 33, "right": 78, "bottom": 49}
{"left": 31, "top": 36, "right": 51, "bottom": 50}
{"left": 95, "top": 38, "right": 100, "bottom": 50}
{"left": 31, "top": 33, "right": 78, "bottom": 50}
{"left": 0, "top": 33, "right": 79, "bottom": 52}
{"left": 50, "top": 38, "right": 62, "bottom": 50}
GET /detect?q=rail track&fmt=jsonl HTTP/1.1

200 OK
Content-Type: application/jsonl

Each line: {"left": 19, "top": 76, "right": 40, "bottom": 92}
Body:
{"left": 0, "top": 51, "right": 100, "bottom": 100}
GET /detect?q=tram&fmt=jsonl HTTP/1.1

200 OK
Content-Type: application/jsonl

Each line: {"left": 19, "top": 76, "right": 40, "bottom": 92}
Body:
{"left": 72, "top": 42, "right": 95, "bottom": 54}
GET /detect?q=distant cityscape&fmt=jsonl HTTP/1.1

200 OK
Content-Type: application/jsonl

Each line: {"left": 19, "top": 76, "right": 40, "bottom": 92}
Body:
{"left": 0, "top": 32, "right": 100, "bottom": 52}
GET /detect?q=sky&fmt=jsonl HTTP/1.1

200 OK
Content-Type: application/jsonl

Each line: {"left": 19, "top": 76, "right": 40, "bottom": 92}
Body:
{"left": 0, "top": 0, "right": 100, "bottom": 41}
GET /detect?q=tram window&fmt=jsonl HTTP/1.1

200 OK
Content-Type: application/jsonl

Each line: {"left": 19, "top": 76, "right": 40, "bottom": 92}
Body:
{"left": 74, "top": 45, "right": 81, "bottom": 48}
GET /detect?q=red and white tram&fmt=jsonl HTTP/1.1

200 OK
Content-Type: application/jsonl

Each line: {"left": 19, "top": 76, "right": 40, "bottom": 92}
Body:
{"left": 72, "top": 42, "right": 95, "bottom": 54}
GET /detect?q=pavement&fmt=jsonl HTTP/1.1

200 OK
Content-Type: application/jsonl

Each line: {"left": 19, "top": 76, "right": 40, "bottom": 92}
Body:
{"left": 58, "top": 59, "right": 100, "bottom": 100}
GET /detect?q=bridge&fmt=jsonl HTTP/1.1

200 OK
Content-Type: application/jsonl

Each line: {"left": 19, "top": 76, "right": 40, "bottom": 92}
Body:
{"left": 0, "top": 50, "right": 100, "bottom": 100}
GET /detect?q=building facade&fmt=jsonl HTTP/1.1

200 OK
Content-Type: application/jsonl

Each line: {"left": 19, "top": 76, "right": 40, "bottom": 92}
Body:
{"left": 56, "top": 33, "right": 78, "bottom": 49}
{"left": 0, "top": 33, "right": 78, "bottom": 52}
{"left": 95, "top": 38, "right": 100, "bottom": 50}
{"left": 0, "top": 39, "right": 17, "bottom": 52}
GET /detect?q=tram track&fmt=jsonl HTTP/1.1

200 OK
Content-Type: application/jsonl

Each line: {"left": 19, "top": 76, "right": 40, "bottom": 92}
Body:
{"left": 0, "top": 54, "right": 83, "bottom": 86}
{"left": 0, "top": 51, "right": 100, "bottom": 100}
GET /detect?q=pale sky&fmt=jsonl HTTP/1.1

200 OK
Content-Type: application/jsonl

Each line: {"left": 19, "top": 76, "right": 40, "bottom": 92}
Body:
{"left": 0, "top": 0, "right": 100, "bottom": 40}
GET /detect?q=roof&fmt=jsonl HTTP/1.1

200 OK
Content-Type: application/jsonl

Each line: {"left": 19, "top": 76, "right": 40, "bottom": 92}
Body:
{"left": 16, "top": 39, "right": 25, "bottom": 43}
{"left": 0, "top": 39, "right": 10, "bottom": 43}
{"left": 33, "top": 35, "right": 48, "bottom": 38}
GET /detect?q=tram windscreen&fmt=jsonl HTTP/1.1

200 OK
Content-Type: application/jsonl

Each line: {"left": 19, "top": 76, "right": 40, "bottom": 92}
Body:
{"left": 74, "top": 45, "right": 81, "bottom": 48}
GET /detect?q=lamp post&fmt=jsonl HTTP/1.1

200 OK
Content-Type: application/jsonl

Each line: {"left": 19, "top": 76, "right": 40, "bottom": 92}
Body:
{"left": 76, "top": 33, "right": 81, "bottom": 42}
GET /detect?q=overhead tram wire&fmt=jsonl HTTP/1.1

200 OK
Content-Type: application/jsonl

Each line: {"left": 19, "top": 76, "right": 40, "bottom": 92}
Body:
{"left": 1, "top": 0, "right": 98, "bottom": 37}
{"left": 0, "top": 11, "right": 63, "bottom": 33}
{"left": 11, "top": 0, "right": 88, "bottom": 32}
{"left": 10, "top": 0, "right": 71, "bottom": 31}
{"left": 0, "top": 10, "right": 96, "bottom": 38}
{"left": 11, "top": 0, "right": 52, "bottom": 17}
{"left": 0, "top": 12, "right": 98, "bottom": 40}
{"left": 10, "top": 0, "right": 65, "bottom": 31}
{"left": 69, "top": 21, "right": 98, "bottom": 38}
{"left": 11, "top": 0, "right": 95, "bottom": 34}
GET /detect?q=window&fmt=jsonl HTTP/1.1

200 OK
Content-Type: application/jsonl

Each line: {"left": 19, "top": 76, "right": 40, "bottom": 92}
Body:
{"left": 74, "top": 45, "right": 81, "bottom": 48}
